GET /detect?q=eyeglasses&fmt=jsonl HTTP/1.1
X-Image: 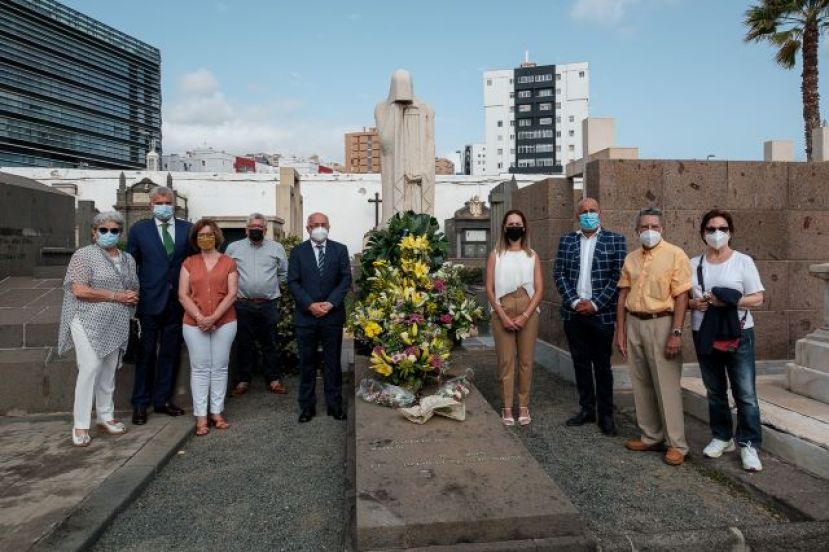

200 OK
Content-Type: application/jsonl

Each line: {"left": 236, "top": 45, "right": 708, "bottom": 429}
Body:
{"left": 97, "top": 228, "right": 121, "bottom": 235}
{"left": 705, "top": 226, "right": 730, "bottom": 234}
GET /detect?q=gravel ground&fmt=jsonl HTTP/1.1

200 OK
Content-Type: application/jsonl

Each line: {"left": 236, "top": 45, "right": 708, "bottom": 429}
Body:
{"left": 93, "top": 373, "right": 348, "bottom": 552}
{"left": 469, "top": 352, "right": 786, "bottom": 542}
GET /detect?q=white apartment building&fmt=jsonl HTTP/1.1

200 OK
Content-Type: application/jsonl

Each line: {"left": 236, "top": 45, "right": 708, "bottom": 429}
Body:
{"left": 461, "top": 143, "right": 487, "bottom": 175}
{"left": 484, "top": 60, "right": 589, "bottom": 175}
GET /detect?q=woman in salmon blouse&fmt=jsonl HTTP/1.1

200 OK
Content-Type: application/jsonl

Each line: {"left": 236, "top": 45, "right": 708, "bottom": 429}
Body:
{"left": 179, "top": 218, "right": 238, "bottom": 436}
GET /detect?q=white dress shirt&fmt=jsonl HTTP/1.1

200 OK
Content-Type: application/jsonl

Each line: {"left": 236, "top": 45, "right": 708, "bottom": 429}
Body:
{"left": 312, "top": 239, "right": 327, "bottom": 264}
{"left": 155, "top": 217, "right": 175, "bottom": 245}
{"left": 572, "top": 228, "right": 600, "bottom": 310}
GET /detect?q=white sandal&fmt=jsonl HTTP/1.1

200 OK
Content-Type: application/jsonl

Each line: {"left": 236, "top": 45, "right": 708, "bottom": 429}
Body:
{"left": 501, "top": 408, "right": 515, "bottom": 426}
{"left": 518, "top": 407, "right": 532, "bottom": 426}
{"left": 71, "top": 429, "right": 91, "bottom": 447}
{"left": 97, "top": 419, "right": 127, "bottom": 435}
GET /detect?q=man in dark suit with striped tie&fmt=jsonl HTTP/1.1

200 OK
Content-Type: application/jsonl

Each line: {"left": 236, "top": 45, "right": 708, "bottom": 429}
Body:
{"left": 554, "top": 197, "right": 626, "bottom": 435}
{"left": 288, "top": 212, "right": 352, "bottom": 423}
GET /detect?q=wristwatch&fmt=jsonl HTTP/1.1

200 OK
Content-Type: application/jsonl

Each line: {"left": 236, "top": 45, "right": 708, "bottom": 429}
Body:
{"left": 671, "top": 328, "right": 683, "bottom": 337}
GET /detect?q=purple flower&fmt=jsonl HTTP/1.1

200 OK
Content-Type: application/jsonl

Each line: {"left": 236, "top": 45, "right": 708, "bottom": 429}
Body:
{"left": 404, "top": 345, "right": 420, "bottom": 357}
{"left": 439, "top": 314, "right": 454, "bottom": 325}
{"left": 433, "top": 279, "right": 446, "bottom": 292}
{"left": 391, "top": 353, "right": 405, "bottom": 364}
{"left": 372, "top": 346, "right": 384, "bottom": 356}
{"left": 429, "top": 354, "right": 443, "bottom": 369}
{"left": 407, "top": 313, "right": 425, "bottom": 324}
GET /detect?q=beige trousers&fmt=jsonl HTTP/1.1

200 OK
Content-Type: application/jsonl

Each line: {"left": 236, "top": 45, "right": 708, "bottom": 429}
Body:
{"left": 491, "top": 288, "right": 539, "bottom": 408}
{"left": 626, "top": 315, "right": 688, "bottom": 455}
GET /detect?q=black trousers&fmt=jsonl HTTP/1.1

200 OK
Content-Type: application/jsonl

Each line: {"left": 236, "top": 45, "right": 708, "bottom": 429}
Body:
{"left": 132, "top": 297, "right": 183, "bottom": 409}
{"left": 563, "top": 316, "right": 615, "bottom": 418}
{"left": 234, "top": 300, "right": 282, "bottom": 384}
{"left": 296, "top": 322, "right": 343, "bottom": 411}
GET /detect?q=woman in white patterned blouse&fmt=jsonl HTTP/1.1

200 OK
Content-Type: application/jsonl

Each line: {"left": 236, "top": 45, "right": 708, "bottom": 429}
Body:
{"left": 59, "top": 212, "right": 139, "bottom": 447}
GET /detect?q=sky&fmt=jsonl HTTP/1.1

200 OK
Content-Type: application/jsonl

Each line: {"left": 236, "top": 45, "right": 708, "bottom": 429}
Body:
{"left": 63, "top": 0, "right": 829, "bottom": 164}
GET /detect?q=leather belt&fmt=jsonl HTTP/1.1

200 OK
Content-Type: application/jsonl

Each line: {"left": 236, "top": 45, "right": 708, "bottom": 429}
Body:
{"left": 237, "top": 297, "right": 273, "bottom": 304}
{"left": 627, "top": 310, "right": 672, "bottom": 320}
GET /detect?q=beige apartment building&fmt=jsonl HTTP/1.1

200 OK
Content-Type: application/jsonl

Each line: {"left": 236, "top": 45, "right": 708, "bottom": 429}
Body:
{"left": 435, "top": 157, "right": 455, "bottom": 175}
{"left": 345, "top": 128, "right": 381, "bottom": 173}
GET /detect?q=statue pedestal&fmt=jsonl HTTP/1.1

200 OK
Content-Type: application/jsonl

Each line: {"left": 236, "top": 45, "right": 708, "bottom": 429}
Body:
{"left": 786, "top": 264, "right": 829, "bottom": 404}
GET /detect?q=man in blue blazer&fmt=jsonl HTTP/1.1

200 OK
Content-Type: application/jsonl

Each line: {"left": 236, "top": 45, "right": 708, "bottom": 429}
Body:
{"left": 288, "top": 212, "right": 352, "bottom": 423}
{"left": 126, "top": 186, "right": 193, "bottom": 425}
{"left": 554, "top": 197, "right": 626, "bottom": 435}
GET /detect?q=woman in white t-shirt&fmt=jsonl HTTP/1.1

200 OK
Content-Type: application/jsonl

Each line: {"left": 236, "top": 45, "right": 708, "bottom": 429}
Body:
{"left": 485, "top": 210, "right": 543, "bottom": 427}
{"left": 688, "top": 209, "right": 765, "bottom": 472}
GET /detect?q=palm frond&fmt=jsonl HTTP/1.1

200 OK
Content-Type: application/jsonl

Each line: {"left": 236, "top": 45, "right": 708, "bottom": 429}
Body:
{"left": 775, "top": 37, "right": 802, "bottom": 67}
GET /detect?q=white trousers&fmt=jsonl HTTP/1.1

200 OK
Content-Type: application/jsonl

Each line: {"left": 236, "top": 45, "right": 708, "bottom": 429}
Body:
{"left": 71, "top": 317, "right": 120, "bottom": 430}
{"left": 183, "top": 322, "right": 237, "bottom": 417}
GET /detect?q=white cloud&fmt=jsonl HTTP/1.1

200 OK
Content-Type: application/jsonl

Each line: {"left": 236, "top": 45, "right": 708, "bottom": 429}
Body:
{"left": 571, "top": 0, "right": 632, "bottom": 25}
{"left": 178, "top": 68, "right": 220, "bottom": 96}
{"left": 164, "top": 69, "right": 346, "bottom": 161}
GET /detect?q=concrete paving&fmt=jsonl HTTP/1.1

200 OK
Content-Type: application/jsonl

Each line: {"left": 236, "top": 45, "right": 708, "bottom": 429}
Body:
{"left": 0, "top": 412, "right": 192, "bottom": 551}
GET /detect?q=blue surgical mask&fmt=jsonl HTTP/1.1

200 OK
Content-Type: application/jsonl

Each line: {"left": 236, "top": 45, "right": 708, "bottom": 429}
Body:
{"left": 153, "top": 204, "right": 174, "bottom": 221}
{"left": 97, "top": 231, "right": 119, "bottom": 248}
{"left": 579, "top": 212, "right": 600, "bottom": 231}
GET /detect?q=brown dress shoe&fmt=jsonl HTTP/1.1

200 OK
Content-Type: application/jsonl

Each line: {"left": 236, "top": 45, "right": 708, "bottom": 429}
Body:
{"left": 663, "top": 447, "right": 686, "bottom": 466}
{"left": 231, "top": 382, "right": 250, "bottom": 397}
{"left": 625, "top": 439, "right": 664, "bottom": 452}
{"left": 269, "top": 381, "right": 287, "bottom": 394}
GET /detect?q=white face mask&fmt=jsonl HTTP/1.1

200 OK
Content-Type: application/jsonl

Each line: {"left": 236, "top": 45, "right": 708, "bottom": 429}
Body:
{"left": 705, "top": 230, "right": 729, "bottom": 250}
{"left": 639, "top": 229, "right": 662, "bottom": 248}
{"left": 310, "top": 227, "right": 328, "bottom": 243}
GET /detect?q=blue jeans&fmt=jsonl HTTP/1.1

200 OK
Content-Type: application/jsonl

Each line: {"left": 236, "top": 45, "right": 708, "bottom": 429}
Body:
{"left": 694, "top": 328, "right": 762, "bottom": 447}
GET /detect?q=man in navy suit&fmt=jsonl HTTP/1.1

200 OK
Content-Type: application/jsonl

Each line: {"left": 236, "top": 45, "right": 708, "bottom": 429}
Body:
{"left": 126, "top": 186, "right": 193, "bottom": 425}
{"left": 554, "top": 197, "right": 626, "bottom": 435}
{"left": 288, "top": 212, "right": 352, "bottom": 423}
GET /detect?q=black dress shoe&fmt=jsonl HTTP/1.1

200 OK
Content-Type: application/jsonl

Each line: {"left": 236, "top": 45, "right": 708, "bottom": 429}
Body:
{"left": 132, "top": 408, "right": 147, "bottom": 425}
{"left": 156, "top": 403, "right": 185, "bottom": 417}
{"left": 298, "top": 407, "right": 316, "bottom": 423}
{"left": 565, "top": 410, "right": 596, "bottom": 426}
{"left": 598, "top": 416, "right": 618, "bottom": 436}
{"left": 327, "top": 406, "right": 347, "bottom": 420}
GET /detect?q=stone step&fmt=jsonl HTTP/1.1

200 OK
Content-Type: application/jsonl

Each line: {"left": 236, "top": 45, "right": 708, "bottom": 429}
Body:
{"left": 682, "top": 375, "right": 829, "bottom": 480}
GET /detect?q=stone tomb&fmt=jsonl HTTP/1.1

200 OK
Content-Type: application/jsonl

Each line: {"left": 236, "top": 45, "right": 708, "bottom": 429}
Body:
{"left": 354, "top": 353, "right": 587, "bottom": 550}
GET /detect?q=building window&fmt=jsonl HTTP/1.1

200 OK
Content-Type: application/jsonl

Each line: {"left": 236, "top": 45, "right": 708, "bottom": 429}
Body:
{"left": 497, "top": 135, "right": 503, "bottom": 141}
{"left": 569, "top": 129, "right": 575, "bottom": 137}
{"left": 539, "top": 102, "right": 552, "bottom": 111}
{"left": 569, "top": 115, "right": 575, "bottom": 123}
{"left": 556, "top": 74, "right": 561, "bottom": 81}
{"left": 556, "top": 116, "right": 562, "bottom": 123}
{"left": 517, "top": 90, "right": 532, "bottom": 99}
{"left": 536, "top": 144, "right": 553, "bottom": 153}
{"left": 518, "top": 159, "right": 536, "bottom": 168}
{"left": 497, "top": 162, "right": 503, "bottom": 169}
{"left": 556, "top": 102, "right": 562, "bottom": 109}
{"left": 518, "top": 118, "right": 532, "bottom": 127}
{"left": 510, "top": 106, "right": 515, "bottom": 112}
{"left": 556, "top": 145, "right": 561, "bottom": 152}
{"left": 539, "top": 117, "right": 553, "bottom": 125}
{"left": 579, "top": 71, "right": 585, "bottom": 78}
{"left": 538, "top": 158, "right": 555, "bottom": 167}
{"left": 509, "top": 134, "right": 514, "bottom": 140}
{"left": 534, "top": 74, "right": 553, "bottom": 82}
{"left": 556, "top": 131, "right": 561, "bottom": 137}
{"left": 518, "top": 75, "right": 534, "bottom": 84}
{"left": 509, "top": 91, "right": 515, "bottom": 98}
{"left": 569, "top": 145, "right": 575, "bottom": 151}
{"left": 487, "top": 79, "right": 492, "bottom": 86}
{"left": 518, "top": 104, "right": 531, "bottom": 113}
{"left": 541, "top": 130, "right": 553, "bottom": 138}
{"left": 518, "top": 144, "right": 535, "bottom": 154}
{"left": 537, "top": 88, "right": 553, "bottom": 97}
{"left": 510, "top": 148, "right": 515, "bottom": 154}
{"left": 497, "top": 148, "right": 503, "bottom": 155}
{"left": 509, "top": 120, "right": 515, "bottom": 126}
{"left": 556, "top": 88, "right": 561, "bottom": 95}
{"left": 509, "top": 78, "right": 513, "bottom": 84}
{"left": 497, "top": 120, "right": 503, "bottom": 127}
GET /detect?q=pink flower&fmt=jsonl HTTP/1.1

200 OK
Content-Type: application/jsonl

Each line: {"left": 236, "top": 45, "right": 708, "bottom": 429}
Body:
{"left": 433, "top": 279, "right": 446, "bottom": 292}
{"left": 372, "top": 346, "right": 384, "bottom": 356}
{"left": 439, "top": 314, "right": 454, "bottom": 325}
{"left": 404, "top": 345, "right": 420, "bottom": 357}
{"left": 429, "top": 354, "right": 443, "bottom": 369}
{"left": 407, "top": 313, "right": 425, "bottom": 324}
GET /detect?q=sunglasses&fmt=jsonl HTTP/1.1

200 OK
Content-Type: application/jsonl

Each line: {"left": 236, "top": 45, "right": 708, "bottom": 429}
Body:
{"left": 705, "top": 226, "right": 729, "bottom": 234}
{"left": 97, "top": 228, "right": 121, "bottom": 235}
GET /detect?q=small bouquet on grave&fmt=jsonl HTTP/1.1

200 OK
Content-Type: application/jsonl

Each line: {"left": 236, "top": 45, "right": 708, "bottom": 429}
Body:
{"left": 398, "top": 370, "right": 475, "bottom": 424}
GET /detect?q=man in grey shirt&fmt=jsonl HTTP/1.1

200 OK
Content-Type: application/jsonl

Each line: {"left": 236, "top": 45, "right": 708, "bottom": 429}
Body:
{"left": 225, "top": 213, "right": 289, "bottom": 395}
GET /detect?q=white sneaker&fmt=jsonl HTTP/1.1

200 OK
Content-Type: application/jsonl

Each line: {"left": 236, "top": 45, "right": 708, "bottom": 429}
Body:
{"left": 703, "top": 438, "right": 736, "bottom": 458}
{"left": 740, "top": 443, "right": 763, "bottom": 472}
{"left": 97, "top": 419, "right": 127, "bottom": 435}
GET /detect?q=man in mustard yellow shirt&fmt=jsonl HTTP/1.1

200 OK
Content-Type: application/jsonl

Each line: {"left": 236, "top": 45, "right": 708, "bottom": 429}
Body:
{"left": 615, "top": 207, "right": 691, "bottom": 466}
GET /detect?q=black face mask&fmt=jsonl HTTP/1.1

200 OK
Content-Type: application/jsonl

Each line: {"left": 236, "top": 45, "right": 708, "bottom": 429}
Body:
{"left": 248, "top": 229, "right": 264, "bottom": 242}
{"left": 505, "top": 227, "right": 525, "bottom": 242}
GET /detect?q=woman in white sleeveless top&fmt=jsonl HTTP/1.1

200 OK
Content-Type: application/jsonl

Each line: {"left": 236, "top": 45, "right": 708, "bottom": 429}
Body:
{"left": 485, "top": 209, "right": 543, "bottom": 426}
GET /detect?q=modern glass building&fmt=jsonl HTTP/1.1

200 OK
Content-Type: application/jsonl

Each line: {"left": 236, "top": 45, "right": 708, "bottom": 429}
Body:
{"left": 0, "top": 0, "right": 161, "bottom": 169}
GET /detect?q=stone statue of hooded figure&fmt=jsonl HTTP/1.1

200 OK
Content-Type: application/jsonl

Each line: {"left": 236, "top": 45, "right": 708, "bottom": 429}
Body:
{"left": 375, "top": 69, "right": 435, "bottom": 223}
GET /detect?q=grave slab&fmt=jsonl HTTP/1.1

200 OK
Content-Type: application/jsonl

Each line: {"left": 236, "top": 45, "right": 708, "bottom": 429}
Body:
{"left": 354, "top": 356, "right": 587, "bottom": 551}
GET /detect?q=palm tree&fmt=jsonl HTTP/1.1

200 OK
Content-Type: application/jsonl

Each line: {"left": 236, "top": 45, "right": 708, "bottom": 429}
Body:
{"left": 745, "top": 0, "right": 829, "bottom": 160}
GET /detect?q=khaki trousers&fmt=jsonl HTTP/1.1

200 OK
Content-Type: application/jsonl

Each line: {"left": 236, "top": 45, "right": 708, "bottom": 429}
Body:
{"left": 491, "top": 288, "right": 539, "bottom": 408}
{"left": 626, "top": 315, "right": 688, "bottom": 454}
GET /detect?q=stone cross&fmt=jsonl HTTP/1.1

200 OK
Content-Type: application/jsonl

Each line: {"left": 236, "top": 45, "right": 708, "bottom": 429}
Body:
{"left": 810, "top": 263, "right": 829, "bottom": 330}
{"left": 375, "top": 69, "right": 435, "bottom": 224}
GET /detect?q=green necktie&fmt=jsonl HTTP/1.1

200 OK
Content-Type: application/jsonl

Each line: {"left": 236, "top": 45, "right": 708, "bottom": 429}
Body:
{"left": 161, "top": 222, "right": 174, "bottom": 258}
